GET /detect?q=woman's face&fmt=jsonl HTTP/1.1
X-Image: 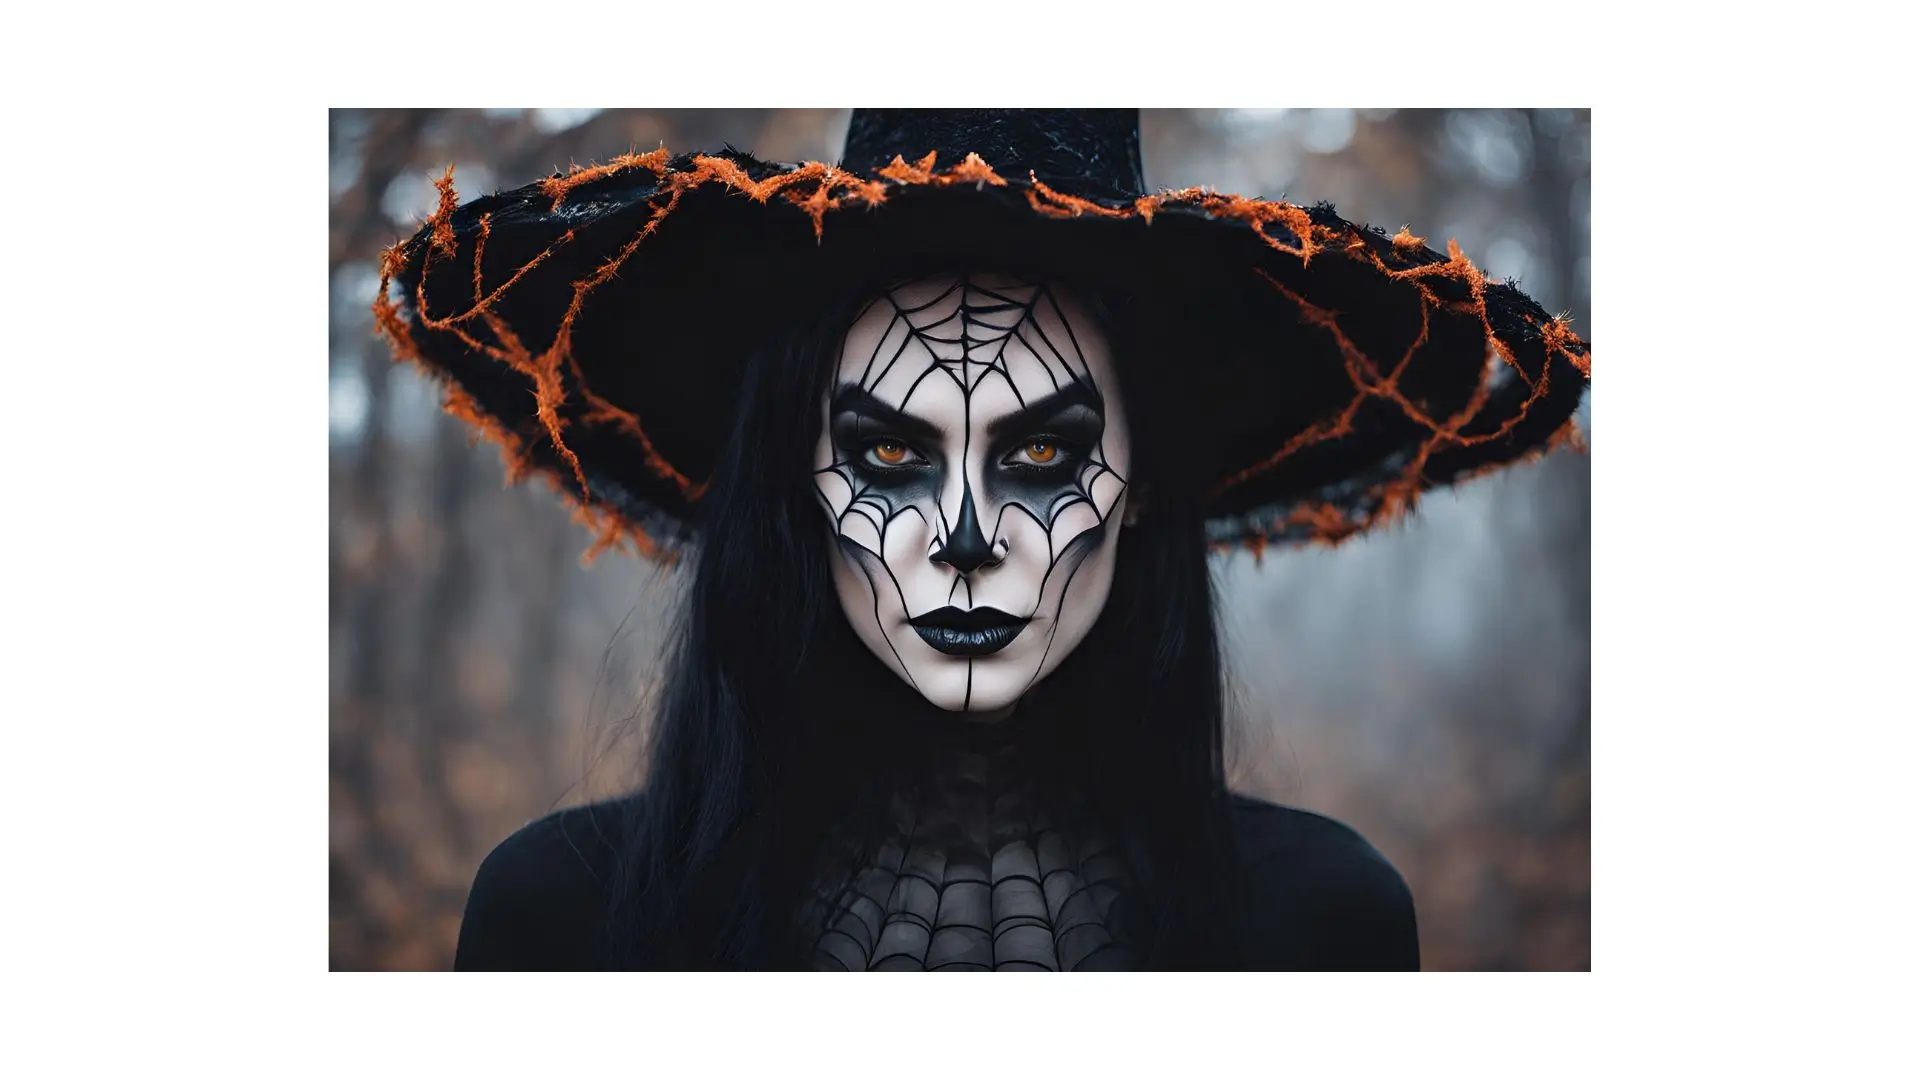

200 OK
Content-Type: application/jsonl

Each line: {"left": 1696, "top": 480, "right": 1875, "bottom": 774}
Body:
{"left": 812, "top": 273, "right": 1133, "bottom": 714}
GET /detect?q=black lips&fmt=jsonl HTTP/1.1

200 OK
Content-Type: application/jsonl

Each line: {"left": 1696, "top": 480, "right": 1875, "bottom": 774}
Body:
{"left": 907, "top": 606, "right": 1031, "bottom": 657}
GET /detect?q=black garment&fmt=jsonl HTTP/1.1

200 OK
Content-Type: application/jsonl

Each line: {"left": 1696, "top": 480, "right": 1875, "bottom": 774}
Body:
{"left": 455, "top": 793, "right": 1419, "bottom": 971}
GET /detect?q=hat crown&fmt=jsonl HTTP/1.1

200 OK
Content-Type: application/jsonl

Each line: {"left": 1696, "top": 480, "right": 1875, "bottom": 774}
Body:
{"left": 842, "top": 108, "right": 1144, "bottom": 200}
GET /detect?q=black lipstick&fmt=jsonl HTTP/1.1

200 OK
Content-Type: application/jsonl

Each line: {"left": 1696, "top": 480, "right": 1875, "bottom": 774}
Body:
{"left": 907, "top": 606, "right": 1031, "bottom": 657}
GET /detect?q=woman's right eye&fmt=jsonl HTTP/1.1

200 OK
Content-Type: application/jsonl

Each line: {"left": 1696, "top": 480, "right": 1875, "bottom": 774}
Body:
{"left": 862, "top": 441, "right": 925, "bottom": 469}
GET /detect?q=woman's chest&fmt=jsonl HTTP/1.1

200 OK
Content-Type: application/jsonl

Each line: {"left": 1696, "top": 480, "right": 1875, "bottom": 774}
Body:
{"left": 793, "top": 774, "right": 1149, "bottom": 971}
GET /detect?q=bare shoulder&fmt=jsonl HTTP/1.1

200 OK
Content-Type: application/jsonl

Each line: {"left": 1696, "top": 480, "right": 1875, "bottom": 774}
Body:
{"left": 1227, "top": 794, "right": 1421, "bottom": 971}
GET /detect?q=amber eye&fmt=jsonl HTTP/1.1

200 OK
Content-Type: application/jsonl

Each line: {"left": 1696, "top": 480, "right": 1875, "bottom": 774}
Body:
{"left": 1012, "top": 439, "right": 1060, "bottom": 465}
{"left": 868, "top": 441, "right": 912, "bottom": 466}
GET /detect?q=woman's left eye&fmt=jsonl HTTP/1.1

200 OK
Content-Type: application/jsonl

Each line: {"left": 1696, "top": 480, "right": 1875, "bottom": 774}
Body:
{"left": 1005, "top": 439, "right": 1065, "bottom": 467}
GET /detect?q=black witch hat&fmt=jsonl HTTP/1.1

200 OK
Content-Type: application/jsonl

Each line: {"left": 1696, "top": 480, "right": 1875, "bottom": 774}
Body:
{"left": 375, "top": 108, "right": 1590, "bottom": 560}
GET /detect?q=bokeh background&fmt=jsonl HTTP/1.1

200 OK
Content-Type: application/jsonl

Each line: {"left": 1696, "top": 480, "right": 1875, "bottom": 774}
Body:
{"left": 329, "top": 108, "right": 1591, "bottom": 971}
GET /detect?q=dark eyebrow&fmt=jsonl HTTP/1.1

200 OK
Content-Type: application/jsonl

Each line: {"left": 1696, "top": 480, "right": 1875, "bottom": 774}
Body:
{"left": 985, "top": 381, "right": 1104, "bottom": 442}
{"left": 828, "top": 385, "right": 945, "bottom": 444}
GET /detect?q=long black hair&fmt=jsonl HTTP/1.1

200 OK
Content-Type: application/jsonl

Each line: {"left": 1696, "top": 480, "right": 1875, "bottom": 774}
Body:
{"left": 606, "top": 276, "right": 1240, "bottom": 969}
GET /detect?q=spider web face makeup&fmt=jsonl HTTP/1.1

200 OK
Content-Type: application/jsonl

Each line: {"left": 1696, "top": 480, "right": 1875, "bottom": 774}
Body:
{"left": 813, "top": 273, "right": 1132, "bottom": 714}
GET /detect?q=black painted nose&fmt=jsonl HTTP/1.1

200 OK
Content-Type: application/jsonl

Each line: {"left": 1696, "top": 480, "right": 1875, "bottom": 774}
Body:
{"left": 932, "top": 489, "right": 997, "bottom": 574}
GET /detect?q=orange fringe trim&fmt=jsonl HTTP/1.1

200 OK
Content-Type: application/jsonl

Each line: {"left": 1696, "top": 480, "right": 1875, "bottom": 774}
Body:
{"left": 374, "top": 149, "right": 1590, "bottom": 562}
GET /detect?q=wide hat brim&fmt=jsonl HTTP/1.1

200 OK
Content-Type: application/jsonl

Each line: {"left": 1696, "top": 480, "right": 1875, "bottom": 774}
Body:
{"left": 376, "top": 142, "right": 1590, "bottom": 561}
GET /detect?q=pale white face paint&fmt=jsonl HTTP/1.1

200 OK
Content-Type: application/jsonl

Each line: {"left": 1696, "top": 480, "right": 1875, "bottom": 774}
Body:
{"left": 812, "top": 273, "right": 1132, "bottom": 715}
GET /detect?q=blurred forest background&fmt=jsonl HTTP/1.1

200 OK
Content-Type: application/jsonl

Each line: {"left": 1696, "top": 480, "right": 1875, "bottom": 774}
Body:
{"left": 329, "top": 108, "right": 1591, "bottom": 971}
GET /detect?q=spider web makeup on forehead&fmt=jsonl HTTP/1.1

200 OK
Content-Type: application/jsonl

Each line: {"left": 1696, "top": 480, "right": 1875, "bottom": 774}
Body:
{"left": 812, "top": 274, "right": 1130, "bottom": 710}
{"left": 863, "top": 277, "right": 1085, "bottom": 405}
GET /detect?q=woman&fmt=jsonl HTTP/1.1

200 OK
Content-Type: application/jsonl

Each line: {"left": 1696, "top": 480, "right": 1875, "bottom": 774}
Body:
{"left": 376, "top": 109, "right": 1590, "bottom": 970}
